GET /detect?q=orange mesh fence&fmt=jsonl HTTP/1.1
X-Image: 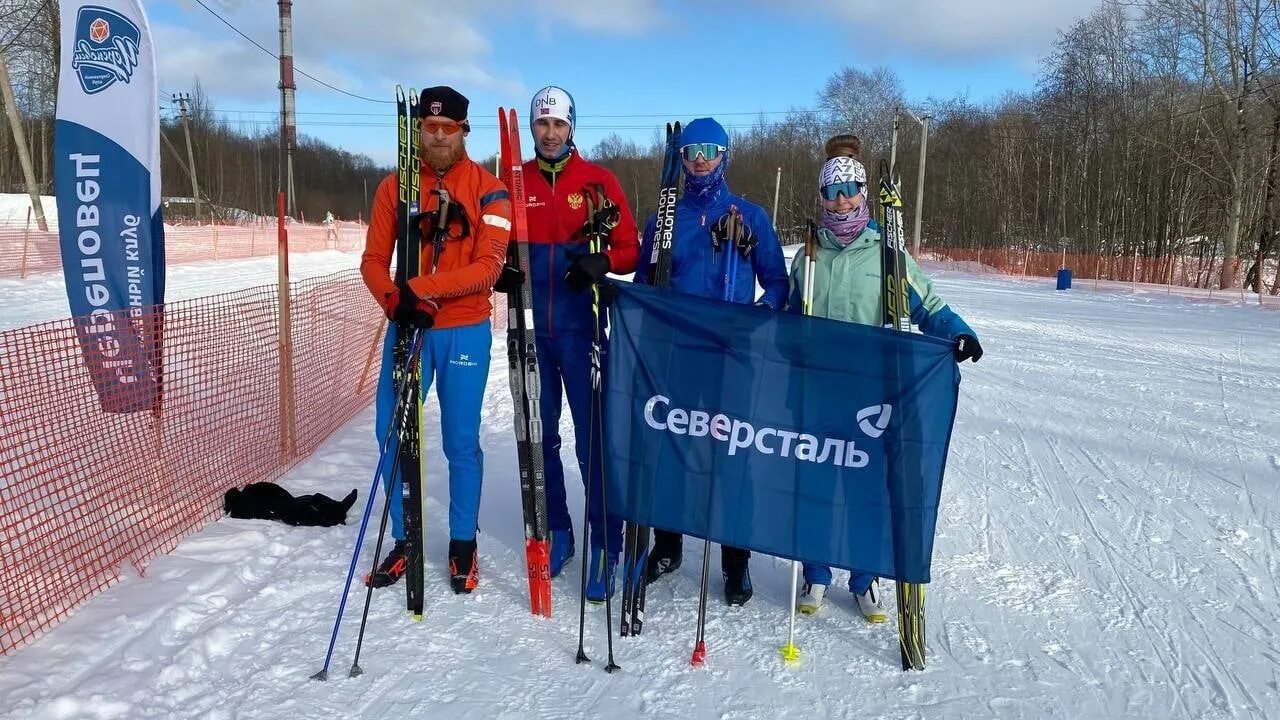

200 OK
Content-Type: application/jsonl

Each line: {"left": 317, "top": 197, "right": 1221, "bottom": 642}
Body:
{"left": 0, "top": 269, "right": 385, "bottom": 655}
{"left": 924, "top": 248, "right": 1278, "bottom": 306}
{"left": 0, "top": 221, "right": 368, "bottom": 279}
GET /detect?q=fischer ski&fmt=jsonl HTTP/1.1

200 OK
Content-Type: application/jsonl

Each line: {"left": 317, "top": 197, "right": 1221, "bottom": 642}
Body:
{"left": 878, "top": 158, "right": 926, "bottom": 671}
{"left": 394, "top": 86, "right": 427, "bottom": 621}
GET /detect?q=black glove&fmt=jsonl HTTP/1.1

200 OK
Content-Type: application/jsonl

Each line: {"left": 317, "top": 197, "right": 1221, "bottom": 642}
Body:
{"left": 955, "top": 334, "right": 983, "bottom": 363}
{"left": 391, "top": 280, "right": 438, "bottom": 329}
{"left": 564, "top": 251, "right": 611, "bottom": 292}
{"left": 493, "top": 263, "right": 525, "bottom": 293}
{"left": 582, "top": 184, "right": 620, "bottom": 237}
{"left": 710, "top": 207, "right": 756, "bottom": 257}
{"left": 596, "top": 280, "right": 621, "bottom": 306}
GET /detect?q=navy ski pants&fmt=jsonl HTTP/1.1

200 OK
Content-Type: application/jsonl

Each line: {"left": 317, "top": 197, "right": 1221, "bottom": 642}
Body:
{"left": 537, "top": 331, "right": 624, "bottom": 554}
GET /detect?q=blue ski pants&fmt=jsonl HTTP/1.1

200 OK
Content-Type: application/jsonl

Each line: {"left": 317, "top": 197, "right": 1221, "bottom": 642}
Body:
{"left": 802, "top": 562, "right": 875, "bottom": 594}
{"left": 536, "top": 331, "right": 624, "bottom": 554}
{"left": 375, "top": 321, "right": 491, "bottom": 542}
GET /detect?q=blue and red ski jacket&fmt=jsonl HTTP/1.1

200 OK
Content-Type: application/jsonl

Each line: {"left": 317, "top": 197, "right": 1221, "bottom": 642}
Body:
{"left": 520, "top": 150, "right": 639, "bottom": 337}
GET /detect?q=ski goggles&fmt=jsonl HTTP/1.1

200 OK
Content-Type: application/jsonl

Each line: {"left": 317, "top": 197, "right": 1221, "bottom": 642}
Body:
{"left": 820, "top": 180, "right": 865, "bottom": 201}
{"left": 423, "top": 119, "right": 466, "bottom": 136}
{"left": 680, "top": 143, "right": 726, "bottom": 163}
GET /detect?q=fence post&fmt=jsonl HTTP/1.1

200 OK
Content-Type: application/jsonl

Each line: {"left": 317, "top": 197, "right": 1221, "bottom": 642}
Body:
{"left": 276, "top": 192, "right": 298, "bottom": 458}
{"left": 212, "top": 212, "right": 219, "bottom": 260}
{"left": 1131, "top": 247, "right": 1139, "bottom": 293}
{"left": 356, "top": 319, "right": 387, "bottom": 395}
{"left": 1259, "top": 247, "right": 1266, "bottom": 307}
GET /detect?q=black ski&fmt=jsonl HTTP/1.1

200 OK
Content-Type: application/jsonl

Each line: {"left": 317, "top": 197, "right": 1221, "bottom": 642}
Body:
{"left": 620, "top": 121, "right": 681, "bottom": 638}
{"left": 394, "top": 86, "right": 426, "bottom": 620}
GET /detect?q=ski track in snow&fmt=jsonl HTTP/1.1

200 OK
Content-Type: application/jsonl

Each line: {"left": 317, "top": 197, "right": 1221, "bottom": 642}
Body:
{"left": 2, "top": 268, "right": 1280, "bottom": 719}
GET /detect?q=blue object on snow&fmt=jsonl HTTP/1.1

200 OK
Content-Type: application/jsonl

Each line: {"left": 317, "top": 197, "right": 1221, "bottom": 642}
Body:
{"left": 1057, "top": 268, "right": 1073, "bottom": 290}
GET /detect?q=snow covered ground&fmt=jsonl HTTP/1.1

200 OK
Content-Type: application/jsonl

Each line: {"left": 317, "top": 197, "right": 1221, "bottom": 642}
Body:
{"left": 1, "top": 264, "right": 1278, "bottom": 719}
{"left": 0, "top": 250, "right": 359, "bottom": 331}
{"left": 0, "top": 193, "right": 58, "bottom": 229}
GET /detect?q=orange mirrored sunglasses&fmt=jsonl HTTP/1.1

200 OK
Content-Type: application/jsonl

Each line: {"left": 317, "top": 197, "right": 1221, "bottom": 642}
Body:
{"left": 423, "top": 119, "right": 464, "bottom": 136}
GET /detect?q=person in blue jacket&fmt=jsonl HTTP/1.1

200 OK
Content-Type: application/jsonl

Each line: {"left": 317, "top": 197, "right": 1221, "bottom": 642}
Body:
{"left": 635, "top": 117, "right": 788, "bottom": 606}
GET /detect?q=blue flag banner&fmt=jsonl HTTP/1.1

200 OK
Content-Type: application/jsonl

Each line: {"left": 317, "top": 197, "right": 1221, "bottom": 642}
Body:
{"left": 55, "top": 0, "right": 164, "bottom": 414}
{"left": 604, "top": 282, "right": 960, "bottom": 584}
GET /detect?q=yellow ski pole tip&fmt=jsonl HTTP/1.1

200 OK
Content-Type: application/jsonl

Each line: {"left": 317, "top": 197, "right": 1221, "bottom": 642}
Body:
{"left": 780, "top": 644, "right": 800, "bottom": 664}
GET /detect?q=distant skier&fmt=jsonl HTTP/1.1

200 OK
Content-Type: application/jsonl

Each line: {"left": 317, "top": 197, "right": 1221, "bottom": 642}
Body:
{"left": 324, "top": 210, "right": 337, "bottom": 246}
{"left": 635, "top": 117, "right": 789, "bottom": 606}
{"left": 785, "top": 138, "right": 983, "bottom": 621}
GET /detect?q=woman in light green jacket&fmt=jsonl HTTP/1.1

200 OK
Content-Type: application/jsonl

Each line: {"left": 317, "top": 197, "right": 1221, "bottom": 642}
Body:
{"left": 785, "top": 152, "right": 983, "bottom": 620}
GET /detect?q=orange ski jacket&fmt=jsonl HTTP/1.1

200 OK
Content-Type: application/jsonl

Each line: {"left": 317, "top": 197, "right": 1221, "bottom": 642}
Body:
{"left": 361, "top": 152, "right": 512, "bottom": 330}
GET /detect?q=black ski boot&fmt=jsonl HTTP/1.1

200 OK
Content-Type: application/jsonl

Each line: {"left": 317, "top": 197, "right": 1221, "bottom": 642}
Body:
{"left": 722, "top": 546, "right": 753, "bottom": 606}
{"left": 645, "top": 530, "right": 683, "bottom": 583}
{"left": 365, "top": 539, "right": 407, "bottom": 588}
{"left": 448, "top": 538, "right": 478, "bottom": 594}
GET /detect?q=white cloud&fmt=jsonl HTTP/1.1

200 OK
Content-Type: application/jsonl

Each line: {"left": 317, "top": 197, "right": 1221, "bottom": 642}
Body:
{"left": 152, "top": 24, "right": 273, "bottom": 101}
{"left": 785, "top": 0, "right": 1103, "bottom": 60}
{"left": 528, "top": 0, "right": 663, "bottom": 34}
{"left": 151, "top": 0, "right": 512, "bottom": 104}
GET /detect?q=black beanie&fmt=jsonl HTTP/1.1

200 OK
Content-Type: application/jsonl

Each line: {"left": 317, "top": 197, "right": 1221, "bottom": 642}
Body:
{"left": 419, "top": 86, "right": 469, "bottom": 122}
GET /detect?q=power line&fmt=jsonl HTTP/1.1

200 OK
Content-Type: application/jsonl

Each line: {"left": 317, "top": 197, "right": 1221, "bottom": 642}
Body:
{"left": 189, "top": 0, "right": 392, "bottom": 104}
{"left": 209, "top": 107, "right": 829, "bottom": 119}
{"left": 171, "top": 3, "right": 1280, "bottom": 146}
{"left": 198, "top": 115, "right": 821, "bottom": 132}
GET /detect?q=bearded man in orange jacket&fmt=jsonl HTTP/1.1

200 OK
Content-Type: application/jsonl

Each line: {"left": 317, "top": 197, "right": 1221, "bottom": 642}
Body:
{"left": 360, "top": 86, "right": 511, "bottom": 594}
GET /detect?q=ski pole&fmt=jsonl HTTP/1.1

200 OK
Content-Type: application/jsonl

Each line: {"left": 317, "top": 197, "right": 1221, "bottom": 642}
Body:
{"left": 692, "top": 230, "right": 743, "bottom": 667}
{"left": 781, "top": 560, "right": 800, "bottom": 664}
{"left": 311, "top": 328, "right": 423, "bottom": 681}
{"left": 350, "top": 446, "right": 402, "bottom": 677}
{"left": 782, "top": 222, "right": 819, "bottom": 665}
{"left": 575, "top": 202, "right": 600, "bottom": 666}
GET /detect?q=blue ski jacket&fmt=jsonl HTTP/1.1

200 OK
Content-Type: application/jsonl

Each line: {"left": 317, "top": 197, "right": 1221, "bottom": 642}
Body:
{"left": 636, "top": 182, "right": 788, "bottom": 308}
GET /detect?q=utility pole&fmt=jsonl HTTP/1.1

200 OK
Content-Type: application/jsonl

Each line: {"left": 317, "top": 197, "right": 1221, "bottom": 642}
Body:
{"left": 771, "top": 166, "right": 782, "bottom": 231}
{"left": 278, "top": 0, "right": 297, "bottom": 215}
{"left": 275, "top": 0, "right": 298, "bottom": 459}
{"left": 173, "top": 93, "right": 202, "bottom": 219}
{"left": 1, "top": 48, "right": 49, "bottom": 231}
{"left": 900, "top": 107, "right": 931, "bottom": 256}
{"left": 889, "top": 109, "right": 900, "bottom": 171}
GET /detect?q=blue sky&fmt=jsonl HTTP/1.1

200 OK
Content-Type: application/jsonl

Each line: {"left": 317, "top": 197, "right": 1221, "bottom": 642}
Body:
{"left": 148, "top": 0, "right": 1101, "bottom": 167}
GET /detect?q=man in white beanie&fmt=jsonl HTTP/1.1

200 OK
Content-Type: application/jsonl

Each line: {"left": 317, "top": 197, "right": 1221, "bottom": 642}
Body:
{"left": 495, "top": 85, "right": 638, "bottom": 602}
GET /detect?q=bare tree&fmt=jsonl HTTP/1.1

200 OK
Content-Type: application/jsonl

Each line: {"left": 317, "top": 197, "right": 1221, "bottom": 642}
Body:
{"left": 818, "top": 66, "right": 906, "bottom": 162}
